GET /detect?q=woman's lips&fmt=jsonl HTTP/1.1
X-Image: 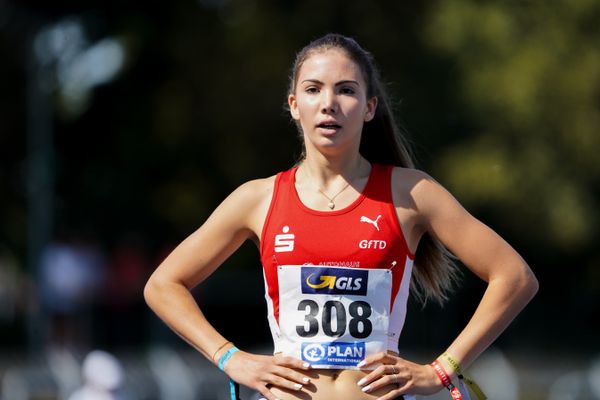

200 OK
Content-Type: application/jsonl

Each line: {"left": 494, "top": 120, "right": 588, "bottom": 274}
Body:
{"left": 316, "top": 123, "right": 342, "bottom": 135}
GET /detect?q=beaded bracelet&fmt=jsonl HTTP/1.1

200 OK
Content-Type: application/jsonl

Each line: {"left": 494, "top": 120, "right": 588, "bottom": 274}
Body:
{"left": 212, "top": 340, "right": 232, "bottom": 362}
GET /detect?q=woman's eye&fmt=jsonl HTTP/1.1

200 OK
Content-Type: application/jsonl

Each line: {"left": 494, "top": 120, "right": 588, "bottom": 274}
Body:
{"left": 340, "top": 87, "right": 355, "bottom": 94}
{"left": 305, "top": 87, "right": 319, "bottom": 94}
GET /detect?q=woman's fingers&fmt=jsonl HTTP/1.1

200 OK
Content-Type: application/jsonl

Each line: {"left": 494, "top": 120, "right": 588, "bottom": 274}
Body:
{"left": 357, "top": 352, "right": 401, "bottom": 388}
{"left": 360, "top": 369, "right": 408, "bottom": 394}
{"left": 266, "top": 373, "right": 306, "bottom": 392}
{"left": 358, "top": 359, "right": 444, "bottom": 397}
{"left": 272, "top": 354, "right": 312, "bottom": 385}
{"left": 357, "top": 363, "right": 393, "bottom": 387}
{"left": 356, "top": 354, "right": 413, "bottom": 395}
{"left": 256, "top": 375, "right": 304, "bottom": 400}
{"left": 271, "top": 365, "right": 312, "bottom": 386}
{"left": 272, "top": 354, "right": 312, "bottom": 386}
{"left": 226, "top": 352, "right": 311, "bottom": 397}
{"left": 274, "top": 354, "right": 311, "bottom": 370}
{"left": 357, "top": 351, "right": 397, "bottom": 369}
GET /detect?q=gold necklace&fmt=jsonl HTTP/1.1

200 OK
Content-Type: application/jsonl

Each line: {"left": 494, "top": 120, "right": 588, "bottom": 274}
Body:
{"left": 318, "top": 182, "right": 352, "bottom": 209}
{"left": 300, "top": 166, "right": 354, "bottom": 210}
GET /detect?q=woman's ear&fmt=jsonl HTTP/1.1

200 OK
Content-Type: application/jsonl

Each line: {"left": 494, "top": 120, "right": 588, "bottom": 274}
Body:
{"left": 288, "top": 94, "right": 300, "bottom": 120}
{"left": 364, "top": 96, "right": 378, "bottom": 122}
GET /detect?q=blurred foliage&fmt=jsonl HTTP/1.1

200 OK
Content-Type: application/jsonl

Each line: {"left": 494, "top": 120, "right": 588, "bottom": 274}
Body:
{"left": 0, "top": 0, "right": 598, "bottom": 351}
{"left": 424, "top": 0, "right": 600, "bottom": 253}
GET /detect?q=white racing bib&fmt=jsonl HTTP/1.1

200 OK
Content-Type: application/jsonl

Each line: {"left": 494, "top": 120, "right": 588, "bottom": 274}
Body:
{"left": 278, "top": 265, "right": 392, "bottom": 369}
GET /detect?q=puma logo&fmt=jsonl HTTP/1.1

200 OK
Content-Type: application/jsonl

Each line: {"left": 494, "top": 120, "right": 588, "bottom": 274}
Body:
{"left": 360, "top": 215, "right": 381, "bottom": 231}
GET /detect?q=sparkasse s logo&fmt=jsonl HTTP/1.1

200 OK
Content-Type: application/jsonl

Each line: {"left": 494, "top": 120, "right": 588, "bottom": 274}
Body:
{"left": 274, "top": 226, "right": 295, "bottom": 252}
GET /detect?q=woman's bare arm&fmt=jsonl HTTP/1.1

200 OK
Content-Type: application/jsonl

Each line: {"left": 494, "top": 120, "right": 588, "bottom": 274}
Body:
{"left": 144, "top": 178, "right": 310, "bottom": 400}
{"left": 358, "top": 170, "right": 538, "bottom": 399}
{"left": 144, "top": 179, "right": 266, "bottom": 358}
{"left": 413, "top": 172, "right": 538, "bottom": 372}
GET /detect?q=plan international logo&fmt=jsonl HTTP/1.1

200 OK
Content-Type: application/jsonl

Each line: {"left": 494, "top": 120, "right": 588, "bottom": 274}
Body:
{"left": 301, "top": 342, "right": 365, "bottom": 367}
{"left": 301, "top": 266, "right": 368, "bottom": 296}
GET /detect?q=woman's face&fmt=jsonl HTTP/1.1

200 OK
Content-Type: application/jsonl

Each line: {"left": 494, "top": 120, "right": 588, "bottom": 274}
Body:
{"left": 288, "top": 49, "right": 377, "bottom": 157}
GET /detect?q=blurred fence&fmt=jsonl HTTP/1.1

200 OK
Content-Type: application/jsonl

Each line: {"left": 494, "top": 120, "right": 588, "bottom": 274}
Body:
{"left": 1, "top": 347, "right": 598, "bottom": 400}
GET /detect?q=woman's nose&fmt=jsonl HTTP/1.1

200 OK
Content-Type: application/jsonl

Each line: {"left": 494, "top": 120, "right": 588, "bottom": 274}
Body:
{"left": 320, "top": 90, "right": 338, "bottom": 113}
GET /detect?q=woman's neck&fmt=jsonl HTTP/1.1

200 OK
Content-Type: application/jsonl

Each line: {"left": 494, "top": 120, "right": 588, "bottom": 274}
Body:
{"left": 298, "top": 153, "right": 370, "bottom": 189}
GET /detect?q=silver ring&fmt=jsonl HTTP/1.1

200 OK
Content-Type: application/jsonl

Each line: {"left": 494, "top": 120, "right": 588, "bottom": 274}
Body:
{"left": 391, "top": 365, "right": 397, "bottom": 374}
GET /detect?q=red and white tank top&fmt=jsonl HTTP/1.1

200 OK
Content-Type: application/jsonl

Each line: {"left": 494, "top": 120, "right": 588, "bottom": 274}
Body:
{"left": 260, "top": 163, "right": 415, "bottom": 354}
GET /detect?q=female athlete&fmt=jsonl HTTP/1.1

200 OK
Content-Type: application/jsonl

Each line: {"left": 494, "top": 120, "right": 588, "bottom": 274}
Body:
{"left": 144, "top": 33, "right": 538, "bottom": 400}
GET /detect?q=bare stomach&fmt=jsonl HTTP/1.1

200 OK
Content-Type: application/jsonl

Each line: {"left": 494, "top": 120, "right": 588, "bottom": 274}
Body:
{"left": 270, "top": 369, "right": 400, "bottom": 400}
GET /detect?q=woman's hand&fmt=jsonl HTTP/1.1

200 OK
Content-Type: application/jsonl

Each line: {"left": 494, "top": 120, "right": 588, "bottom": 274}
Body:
{"left": 357, "top": 352, "right": 442, "bottom": 399}
{"left": 223, "top": 351, "right": 312, "bottom": 400}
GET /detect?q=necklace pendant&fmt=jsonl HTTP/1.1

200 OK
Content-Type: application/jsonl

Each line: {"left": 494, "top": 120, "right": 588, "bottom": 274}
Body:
{"left": 328, "top": 201, "right": 335, "bottom": 209}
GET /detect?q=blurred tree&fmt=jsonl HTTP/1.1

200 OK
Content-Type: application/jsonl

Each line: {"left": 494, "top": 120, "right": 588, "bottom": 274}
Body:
{"left": 423, "top": 0, "right": 600, "bottom": 252}
{"left": 420, "top": 0, "right": 600, "bottom": 349}
{"left": 1, "top": 0, "right": 598, "bottom": 352}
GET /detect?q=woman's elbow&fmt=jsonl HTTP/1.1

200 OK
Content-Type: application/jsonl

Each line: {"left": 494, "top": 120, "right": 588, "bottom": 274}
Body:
{"left": 528, "top": 271, "right": 539, "bottom": 297}
{"left": 143, "top": 275, "right": 164, "bottom": 309}
{"left": 518, "top": 265, "right": 539, "bottom": 302}
{"left": 143, "top": 278, "right": 155, "bottom": 307}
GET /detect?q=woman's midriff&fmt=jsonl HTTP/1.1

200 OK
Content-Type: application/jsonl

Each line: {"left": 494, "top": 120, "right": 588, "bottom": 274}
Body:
{"left": 270, "top": 369, "right": 399, "bottom": 400}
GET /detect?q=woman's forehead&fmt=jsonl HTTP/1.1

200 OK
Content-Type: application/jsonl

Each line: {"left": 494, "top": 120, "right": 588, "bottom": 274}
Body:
{"left": 298, "top": 49, "right": 365, "bottom": 84}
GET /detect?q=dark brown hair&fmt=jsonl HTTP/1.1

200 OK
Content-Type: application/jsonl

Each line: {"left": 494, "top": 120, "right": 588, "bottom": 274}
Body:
{"left": 288, "top": 33, "right": 458, "bottom": 305}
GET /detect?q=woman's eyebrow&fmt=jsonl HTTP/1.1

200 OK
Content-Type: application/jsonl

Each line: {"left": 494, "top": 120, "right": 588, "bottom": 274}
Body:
{"left": 335, "top": 80, "right": 359, "bottom": 86}
{"left": 300, "top": 79, "right": 323, "bottom": 85}
{"left": 300, "top": 79, "right": 360, "bottom": 86}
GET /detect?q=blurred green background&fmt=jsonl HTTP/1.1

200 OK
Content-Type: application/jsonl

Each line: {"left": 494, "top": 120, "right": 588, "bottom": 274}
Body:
{"left": 1, "top": 0, "right": 599, "bottom": 399}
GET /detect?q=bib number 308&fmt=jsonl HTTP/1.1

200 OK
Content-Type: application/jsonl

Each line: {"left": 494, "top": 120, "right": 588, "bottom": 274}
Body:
{"left": 296, "top": 299, "right": 372, "bottom": 339}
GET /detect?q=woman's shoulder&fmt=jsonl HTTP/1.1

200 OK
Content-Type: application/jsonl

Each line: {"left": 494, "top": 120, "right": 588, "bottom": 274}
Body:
{"left": 389, "top": 166, "right": 437, "bottom": 191}
{"left": 388, "top": 166, "right": 451, "bottom": 206}
{"left": 230, "top": 174, "right": 278, "bottom": 206}
{"left": 389, "top": 166, "right": 462, "bottom": 218}
{"left": 225, "top": 174, "right": 279, "bottom": 236}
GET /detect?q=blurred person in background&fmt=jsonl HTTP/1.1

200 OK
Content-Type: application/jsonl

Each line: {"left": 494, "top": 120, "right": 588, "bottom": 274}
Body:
{"left": 39, "top": 230, "right": 106, "bottom": 351}
{"left": 144, "top": 33, "right": 538, "bottom": 400}
{"left": 68, "top": 349, "right": 129, "bottom": 400}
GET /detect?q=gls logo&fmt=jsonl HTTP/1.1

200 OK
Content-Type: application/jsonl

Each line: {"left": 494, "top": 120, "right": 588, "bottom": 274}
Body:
{"left": 274, "top": 226, "right": 294, "bottom": 253}
{"left": 305, "top": 274, "right": 362, "bottom": 291}
{"left": 301, "top": 267, "right": 368, "bottom": 295}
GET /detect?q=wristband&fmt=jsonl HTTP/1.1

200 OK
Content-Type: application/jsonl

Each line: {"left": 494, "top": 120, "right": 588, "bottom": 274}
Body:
{"left": 217, "top": 346, "right": 239, "bottom": 371}
{"left": 431, "top": 360, "right": 462, "bottom": 400}
{"left": 461, "top": 376, "right": 487, "bottom": 400}
{"left": 440, "top": 352, "right": 462, "bottom": 374}
{"left": 216, "top": 346, "right": 240, "bottom": 400}
{"left": 437, "top": 352, "right": 487, "bottom": 400}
